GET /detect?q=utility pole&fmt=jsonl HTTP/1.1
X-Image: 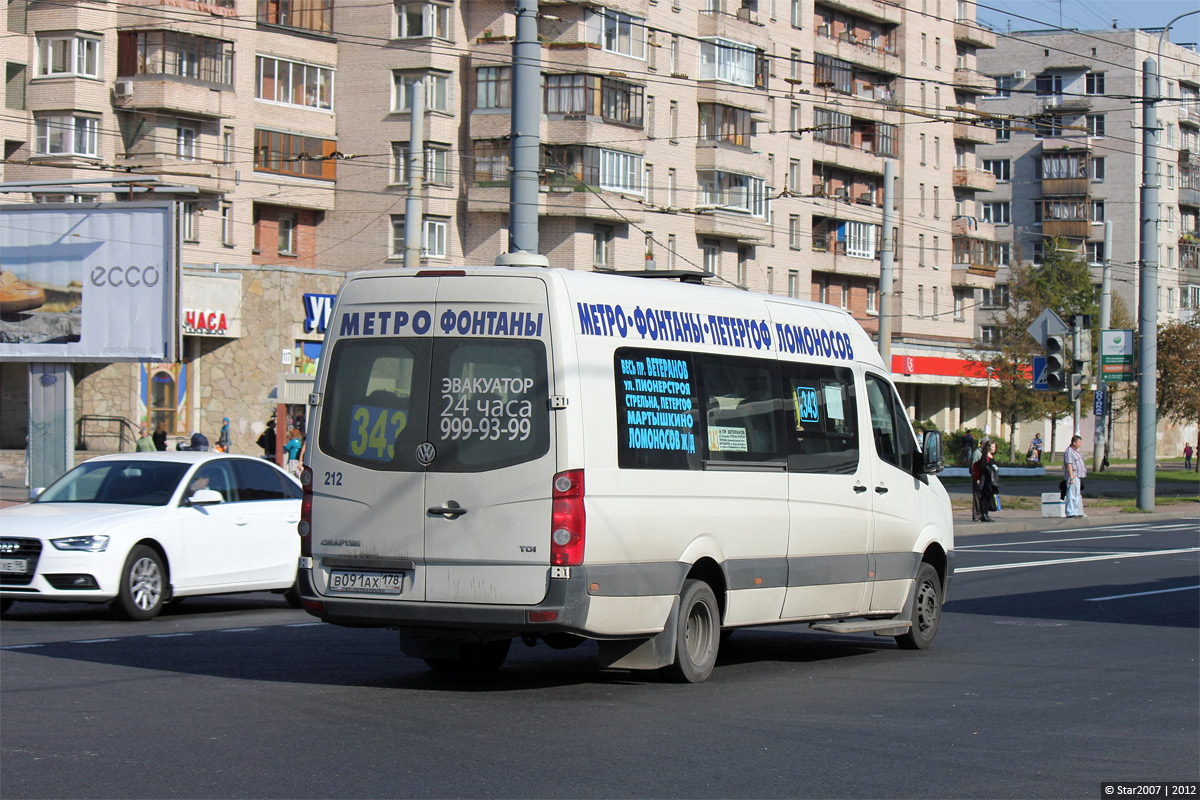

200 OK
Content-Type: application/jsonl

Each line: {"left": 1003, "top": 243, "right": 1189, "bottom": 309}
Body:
{"left": 403, "top": 78, "right": 424, "bottom": 269}
{"left": 1137, "top": 53, "right": 1159, "bottom": 511}
{"left": 878, "top": 160, "right": 895, "bottom": 368}
{"left": 1093, "top": 220, "right": 1111, "bottom": 473}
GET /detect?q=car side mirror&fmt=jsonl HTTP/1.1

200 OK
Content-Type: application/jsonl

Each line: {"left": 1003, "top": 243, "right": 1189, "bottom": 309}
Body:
{"left": 187, "top": 489, "right": 224, "bottom": 506}
{"left": 920, "top": 430, "right": 944, "bottom": 475}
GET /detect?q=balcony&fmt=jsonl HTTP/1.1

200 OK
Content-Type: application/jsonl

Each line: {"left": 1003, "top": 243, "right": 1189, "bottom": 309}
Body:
{"left": 953, "top": 68, "right": 994, "bottom": 95}
{"left": 1043, "top": 219, "right": 1092, "bottom": 238}
{"left": 952, "top": 167, "right": 996, "bottom": 192}
{"left": 697, "top": 6, "right": 772, "bottom": 50}
{"left": 694, "top": 209, "right": 771, "bottom": 242}
{"left": 695, "top": 143, "right": 768, "bottom": 176}
{"left": 816, "top": 0, "right": 902, "bottom": 24}
{"left": 113, "top": 78, "right": 231, "bottom": 119}
{"left": 467, "top": 182, "right": 643, "bottom": 224}
{"left": 953, "top": 120, "right": 996, "bottom": 145}
{"left": 952, "top": 217, "right": 996, "bottom": 240}
{"left": 813, "top": 33, "right": 902, "bottom": 76}
{"left": 1043, "top": 177, "right": 1091, "bottom": 196}
{"left": 1040, "top": 95, "right": 1092, "bottom": 114}
{"left": 1181, "top": 241, "right": 1200, "bottom": 272}
{"left": 953, "top": 19, "right": 996, "bottom": 48}
{"left": 1181, "top": 187, "right": 1200, "bottom": 208}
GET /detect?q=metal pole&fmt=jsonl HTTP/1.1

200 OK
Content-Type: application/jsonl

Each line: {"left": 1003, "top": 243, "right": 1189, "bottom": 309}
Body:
{"left": 1072, "top": 316, "right": 1082, "bottom": 437}
{"left": 1137, "top": 56, "right": 1159, "bottom": 511}
{"left": 508, "top": 0, "right": 541, "bottom": 256}
{"left": 404, "top": 78, "right": 425, "bottom": 269}
{"left": 878, "top": 160, "right": 895, "bottom": 368}
{"left": 1094, "top": 220, "right": 1112, "bottom": 473}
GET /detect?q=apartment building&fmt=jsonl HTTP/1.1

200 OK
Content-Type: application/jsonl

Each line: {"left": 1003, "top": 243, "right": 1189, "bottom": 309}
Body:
{"left": 1, "top": 0, "right": 343, "bottom": 449}
{"left": 324, "top": 0, "right": 1002, "bottom": 433}
{"left": 974, "top": 28, "right": 1200, "bottom": 332}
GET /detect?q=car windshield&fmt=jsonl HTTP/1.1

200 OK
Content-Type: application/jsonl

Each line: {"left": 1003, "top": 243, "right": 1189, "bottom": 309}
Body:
{"left": 36, "top": 460, "right": 190, "bottom": 506}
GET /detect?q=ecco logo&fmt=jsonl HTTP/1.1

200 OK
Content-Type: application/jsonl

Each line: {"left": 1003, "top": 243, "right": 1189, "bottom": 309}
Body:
{"left": 89, "top": 265, "right": 161, "bottom": 288}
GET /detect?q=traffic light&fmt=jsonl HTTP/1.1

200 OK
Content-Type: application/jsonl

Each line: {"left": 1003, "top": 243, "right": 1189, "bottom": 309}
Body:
{"left": 1045, "top": 334, "right": 1067, "bottom": 391}
{"left": 1071, "top": 373, "right": 1085, "bottom": 402}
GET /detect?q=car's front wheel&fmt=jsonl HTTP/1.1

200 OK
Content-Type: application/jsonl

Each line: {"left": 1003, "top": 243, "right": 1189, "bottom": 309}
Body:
{"left": 113, "top": 545, "right": 166, "bottom": 621}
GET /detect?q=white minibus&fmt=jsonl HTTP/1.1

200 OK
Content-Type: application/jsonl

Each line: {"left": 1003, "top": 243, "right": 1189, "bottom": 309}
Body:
{"left": 298, "top": 267, "right": 953, "bottom": 682}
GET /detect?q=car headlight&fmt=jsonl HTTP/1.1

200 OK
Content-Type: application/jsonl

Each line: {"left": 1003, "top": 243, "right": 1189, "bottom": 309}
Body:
{"left": 50, "top": 535, "right": 110, "bottom": 552}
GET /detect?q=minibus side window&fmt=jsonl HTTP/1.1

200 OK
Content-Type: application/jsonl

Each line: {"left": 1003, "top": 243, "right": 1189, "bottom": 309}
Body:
{"left": 614, "top": 348, "right": 701, "bottom": 470}
{"left": 782, "top": 363, "right": 859, "bottom": 474}
{"left": 318, "top": 339, "right": 431, "bottom": 471}
{"left": 697, "top": 354, "right": 785, "bottom": 465}
{"left": 865, "top": 373, "right": 915, "bottom": 473}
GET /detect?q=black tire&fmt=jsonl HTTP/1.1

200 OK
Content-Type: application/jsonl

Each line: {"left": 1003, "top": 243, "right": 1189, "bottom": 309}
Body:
{"left": 113, "top": 545, "right": 166, "bottom": 621}
{"left": 0, "top": 598, "right": 13, "bottom": 614}
{"left": 424, "top": 638, "right": 511, "bottom": 675}
{"left": 665, "top": 579, "right": 720, "bottom": 683}
{"left": 282, "top": 577, "right": 303, "bottom": 609}
{"left": 896, "top": 562, "right": 942, "bottom": 650}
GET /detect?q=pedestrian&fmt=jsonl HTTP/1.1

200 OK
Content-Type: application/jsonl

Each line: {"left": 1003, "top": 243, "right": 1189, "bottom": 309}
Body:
{"left": 283, "top": 427, "right": 303, "bottom": 477}
{"left": 961, "top": 430, "right": 975, "bottom": 467}
{"left": 135, "top": 425, "right": 156, "bottom": 452}
{"left": 977, "top": 440, "right": 1000, "bottom": 522}
{"left": 256, "top": 419, "right": 277, "bottom": 462}
{"left": 1031, "top": 432, "right": 1043, "bottom": 462}
{"left": 152, "top": 422, "right": 168, "bottom": 451}
{"left": 971, "top": 436, "right": 990, "bottom": 521}
{"left": 1064, "top": 434, "right": 1087, "bottom": 518}
{"left": 1185, "top": 443, "right": 1194, "bottom": 471}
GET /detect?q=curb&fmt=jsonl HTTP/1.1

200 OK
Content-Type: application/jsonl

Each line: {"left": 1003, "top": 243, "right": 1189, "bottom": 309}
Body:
{"left": 954, "top": 506, "right": 1199, "bottom": 537}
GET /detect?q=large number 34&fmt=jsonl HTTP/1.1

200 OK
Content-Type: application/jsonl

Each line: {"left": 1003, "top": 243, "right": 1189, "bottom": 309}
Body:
{"left": 349, "top": 406, "right": 407, "bottom": 460}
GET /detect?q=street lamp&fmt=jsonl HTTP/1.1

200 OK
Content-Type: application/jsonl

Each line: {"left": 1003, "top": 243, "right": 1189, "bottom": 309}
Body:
{"left": 985, "top": 366, "right": 995, "bottom": 436}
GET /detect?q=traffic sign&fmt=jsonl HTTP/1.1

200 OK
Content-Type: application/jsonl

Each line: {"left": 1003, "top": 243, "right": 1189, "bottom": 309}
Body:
{"left": 1027, "top": 308, "right": 1069, "bottom": 349}
{"left": 1032, "top": 356, "right": 1050, "bottom": 390}
{"left": 1094, "top": 388, "right": 1107, "bottom": 416}
{"left": 1100, "top": 329, "right": 1134, "bottom": 382}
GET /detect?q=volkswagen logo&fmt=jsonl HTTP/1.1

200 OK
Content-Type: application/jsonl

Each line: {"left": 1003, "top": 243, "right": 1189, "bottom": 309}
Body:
{"left": 415, "top": 442, "right": 437, "bottom": 466}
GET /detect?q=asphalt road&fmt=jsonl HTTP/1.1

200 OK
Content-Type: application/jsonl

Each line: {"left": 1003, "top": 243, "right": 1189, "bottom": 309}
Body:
{"left": 1, "top": 518, "right": 1197, "bottom": 799}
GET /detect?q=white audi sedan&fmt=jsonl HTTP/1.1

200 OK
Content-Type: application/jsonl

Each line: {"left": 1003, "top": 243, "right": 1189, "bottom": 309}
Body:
{"left": 0, "top": 452, "right": 302, "bottom": 620}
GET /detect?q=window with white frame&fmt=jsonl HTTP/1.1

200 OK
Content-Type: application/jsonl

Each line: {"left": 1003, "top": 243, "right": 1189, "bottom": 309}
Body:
{"left": 844, "top": 221, "right": 877, "bottom": 259}
{"left": 953, "top": 288, "right": 965, "bottom": 320}
{"left": 787, "top": 270, "right": 799, "bottom": 298}
{"left": 1087, "top": 114, "right": 1105, "bottom": 137}
{"left": 980, "top": 325, "right": 999, "bottom": 344}
{"left": 703, "top": 240, "right": 720, "bottom": 274}
{"left": 1092, "top": 156, "right": 1105, "bottom": 182}
{"left": 394, "top": 2, "right": 451, "bottom": 39}
{"left": 867, "top": 284, "right": 877, "bottom": 313}
{"left": 475, "top": 67, "right": 511, "bottom": 109}
{"left": 587, "top": 8, "right": 646, "bottom": 59}
{"left": 37, "top": 35, "right": 101, "bottom": 78}
{"left": 423, "top": 218, "right": 447, "bottom": 257}
{"left": 599, "top": 149, "right": 643, "bottom": 193}
{"left": 1032, "top": 241, "right": 1045, "bottom": 264}
{"left": 699, "top": 38, "right": 764, "bottom": 88}
{"left": 256, "top": 56, "right": 334, "bottom": 110}
{"left": 698, "top": 170, "right": 765, "bottom": 216}
{"left": 593, "top": 225, "right": 614, "bottom": 267}
{"left": 1086, "top": 72, "right": 1105, "bottom": 95}
{"left": 1086, "top": 241, "right": 1103, "bottom": 264}
{"left": 35, "top": 115, "right": 98, "bottom": 157}
{"left": 982, "top": 201, "right": 1010, "bottom": 224}
{"left": 221, "top": 203, "right": 233, "bottom": 246}
{"left": 789, "top": 215, "right": 802, "bottom": 249}
{"left": 983, "top": 159, "right": 1010, "bottom": 181}
{"left": 984, "top": 75, "right": 1014, "bottom": 99}
{"left": 1092, "top": 200, "right": 1105, "bottom": 222}
{"left": 181, "top": 202, "right": 199, "bottom": 242}
{"left": 177, "top": 125, "right": 197, "bottom": 160}
{"left": 278, "top": 213, "right": 296, "bottom": 254}
{"left": 393, "top": 142, "right": 450, "bottom": 185}
{"left": 395, "top": 72, "right": 450, "bottom": 112}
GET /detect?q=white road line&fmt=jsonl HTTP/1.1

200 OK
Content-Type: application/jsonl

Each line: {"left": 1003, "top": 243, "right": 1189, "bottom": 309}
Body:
{"left": 219, "top": 627, "right": 259, "bottom": 633}
{"left": 0, "top": 643, "right": 43, "bottom": 650}
{"left": 956, "top": 547, "right": 1200, "bottom": 573}
{"left": 148, "top": 633, "right": 193, "bottom": 638}
{"left": 958, "top": 534, "right": 1141, "bottom": 549}
{"left": 1085, "top": 585, "right": 1200, "bottom": 602}
{"left": 286, "top": 622, "right": 324, "bottom": 627}
{"left": 959, "top": 549, "right": 1129, "bottom": 556}
{"left": 71, "top": 638, "right": 118, "bottom": 644}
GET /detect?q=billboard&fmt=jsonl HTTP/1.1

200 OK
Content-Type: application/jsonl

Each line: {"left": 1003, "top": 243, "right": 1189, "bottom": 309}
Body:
{"left": 0, "top": 203, "right": 176, "bottom": 362}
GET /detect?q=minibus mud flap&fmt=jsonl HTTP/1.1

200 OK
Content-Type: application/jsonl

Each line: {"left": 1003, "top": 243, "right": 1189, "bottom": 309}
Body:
{"left": 596, "top": 596, "right": 680, "bottom": 671}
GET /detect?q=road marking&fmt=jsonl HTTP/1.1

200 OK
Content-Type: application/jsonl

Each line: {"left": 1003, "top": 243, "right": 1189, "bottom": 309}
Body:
{"left": 960, "top": 549, "right": 1129, "bottom": 556}
{"left": 286, "top": 622, "right": 324, "bottom": 627}
{"left": 957, "top": 547, "right": 1200, "bottom": 574}
{"left": 71, "top": 638, "right": 119, "bottom": 644}
{"left": 1085, "top": 585, "right": 1200, "bottom": 602}
{"left": 958, "top": 533, "right": 1141, "bottom": 549}
{"left": 148, "top": 633, "right": 193, "bottom": 638}
{"left": 0, "top": 643, "right": 43, "bottom": 650}
{"left": 219, "top": 627, "right": 260, "bottom": 633}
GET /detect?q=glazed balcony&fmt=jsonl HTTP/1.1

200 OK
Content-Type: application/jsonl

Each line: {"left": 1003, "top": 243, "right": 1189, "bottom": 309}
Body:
{"left": 1043, "top": 219, "right": 1092, "bottom": 238}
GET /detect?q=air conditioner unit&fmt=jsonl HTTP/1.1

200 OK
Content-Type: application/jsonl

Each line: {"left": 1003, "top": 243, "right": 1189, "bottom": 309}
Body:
{"left": 113, "top": 80, "right": 134, "bottom": 98}
{"left": 1013, "top": 70, "right": 1027, "bottom": 79}
{"left": 857, "top": 192, "right": 874, "bottom": 204}
{"left": 834, "top": 187, "right": 850, "bottom": 199}
{"left": 818, "top": 24, "right": 831, "bottom": 37}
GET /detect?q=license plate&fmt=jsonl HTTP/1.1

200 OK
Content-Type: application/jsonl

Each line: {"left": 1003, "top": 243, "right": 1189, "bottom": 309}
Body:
{"left": 0, "top": 558, "right": 29, "bottom": 573}
{"left": 328, "top": 569, "right": 406, "bottom": 595}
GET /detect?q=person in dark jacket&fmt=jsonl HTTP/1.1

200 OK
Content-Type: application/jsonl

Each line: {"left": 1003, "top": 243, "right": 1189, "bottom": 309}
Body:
{"left": 976, "top": 440, "right": 1000, "bottom": 522}
{"left": 971, "top": 436, "right": 989, "bottom": 521}
{"left": 152, "top": 422, "right": 168, "bottom": 451}
{"left": 256, "top": 419, "right": 277, "bottom": 462}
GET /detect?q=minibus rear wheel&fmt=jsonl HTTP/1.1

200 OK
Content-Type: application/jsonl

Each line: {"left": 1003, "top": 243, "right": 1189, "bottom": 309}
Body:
{"left": 666, "top": 579, "right": 720, "bottom": 683}
{"left": 896, "top": 562, "right": 941, "bottom": 650}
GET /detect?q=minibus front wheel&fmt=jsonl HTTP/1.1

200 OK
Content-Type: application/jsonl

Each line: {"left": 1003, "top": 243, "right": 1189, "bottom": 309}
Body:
{"left": 896, "top": 562, "right": 942, "bottom": 650}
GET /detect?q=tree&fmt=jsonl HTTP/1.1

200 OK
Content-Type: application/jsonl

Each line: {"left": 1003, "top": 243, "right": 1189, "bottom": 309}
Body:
{"left": 1156, "top": 317, "right": 1200, "bottom": 470}
{"left": 960, "top": 240, "right": 1098, "bottom": 461}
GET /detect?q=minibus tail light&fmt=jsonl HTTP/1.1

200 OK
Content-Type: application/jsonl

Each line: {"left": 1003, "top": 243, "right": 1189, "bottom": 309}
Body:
{"left": 550, "top": 470, "right": 585, "bottom": 566}
{"left": 298, "top": 466, "right": 313, "bottom": 558}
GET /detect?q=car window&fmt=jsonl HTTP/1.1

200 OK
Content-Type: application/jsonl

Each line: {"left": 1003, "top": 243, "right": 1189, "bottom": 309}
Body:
{"left": 36, "top": 460, "right": 189, "bottom": 505}
{"left": 183, "top": 461, "right": 238, "bottom": 503}
{"left": 864, "top": 373, "right": 915, "bottom": 473}
{"left": 232, "top": 459, "right": 299, "bottom": 500}
{"left": 783, "top": 362, "right": 859, "bottom": 474}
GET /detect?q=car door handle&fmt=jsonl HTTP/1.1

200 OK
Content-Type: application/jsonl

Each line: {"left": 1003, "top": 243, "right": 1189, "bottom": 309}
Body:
{"left": 875, "top": 485, "right": 889, "bottom": 495}
{"left": 235, "top": 517, "right": 249, "bottom": 526}
{"left": 427, "top": 503, "right": 468, "bottom": 519}
{"left": 854, "top": 484, "right": 868, "bottom": 493}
